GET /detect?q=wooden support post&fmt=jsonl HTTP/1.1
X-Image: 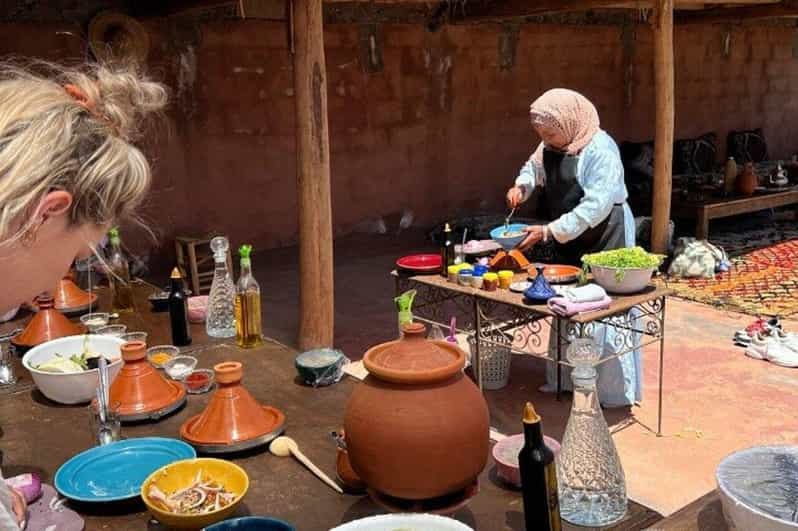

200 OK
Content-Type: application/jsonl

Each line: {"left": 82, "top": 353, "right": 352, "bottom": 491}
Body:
{"left": 651, "top": 0, "right": 674, "bottom": 254}
{"left": 293, "top": 0, "right": 334, "bottom": 349}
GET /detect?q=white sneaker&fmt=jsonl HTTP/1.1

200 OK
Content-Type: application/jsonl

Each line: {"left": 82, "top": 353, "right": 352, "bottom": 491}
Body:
{"left": 772, "top": 329, "right": 798, "bottom": 353}
{"left": 745, "top": 334, "right": 769, "bottom": 360}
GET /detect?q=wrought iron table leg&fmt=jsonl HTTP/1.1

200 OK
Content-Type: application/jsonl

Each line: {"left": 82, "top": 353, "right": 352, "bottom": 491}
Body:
{"left": 474, "top": 296, "right": 482, "bottom": 392}
{"left": 657, "top": 296, "right": 666, "bottom": 437}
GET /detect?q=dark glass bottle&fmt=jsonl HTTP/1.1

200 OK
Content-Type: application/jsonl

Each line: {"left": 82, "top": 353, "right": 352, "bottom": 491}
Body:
{"left": 440, "top": 223, "right": 454, "bottom": 277}
{"left": 519, "top": 402, "right": 561, "bottom": 531}
{"left": 168, "top": 267, "right": 192, "bottom": 347}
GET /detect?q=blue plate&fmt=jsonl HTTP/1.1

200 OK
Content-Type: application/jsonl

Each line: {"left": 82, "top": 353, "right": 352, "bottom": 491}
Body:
{"left": 205, "top": 516, "right": 296, "bottom": 531}
{"left": 55, "top": 437, "right": 196, "bottom": 503}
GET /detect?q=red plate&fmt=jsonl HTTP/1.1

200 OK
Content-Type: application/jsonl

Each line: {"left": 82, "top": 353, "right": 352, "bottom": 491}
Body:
{"left": 396, "top": 254, "right": 442, "bottom": 273}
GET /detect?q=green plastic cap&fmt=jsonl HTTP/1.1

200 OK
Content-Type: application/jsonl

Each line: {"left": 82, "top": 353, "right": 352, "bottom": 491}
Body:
{"left": 108, "top": 227, "right": 120, "bottom": 244}
{"left": 239, "top": 244, "right": 253, "bottom": 259}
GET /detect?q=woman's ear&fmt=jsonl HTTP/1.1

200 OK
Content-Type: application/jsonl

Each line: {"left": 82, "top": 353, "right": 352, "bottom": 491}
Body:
{"left": 34, "top": 191, "right": 73, "bottom": 221}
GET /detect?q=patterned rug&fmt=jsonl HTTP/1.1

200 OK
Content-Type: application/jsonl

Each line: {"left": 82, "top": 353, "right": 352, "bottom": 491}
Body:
{"left": 665, "top": 230, "right": 798, "bottom": 317}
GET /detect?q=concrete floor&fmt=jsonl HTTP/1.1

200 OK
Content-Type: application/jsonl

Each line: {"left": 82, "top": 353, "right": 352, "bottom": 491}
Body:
{"left": 249, "top": 230, "right": 798, "bottom": 517}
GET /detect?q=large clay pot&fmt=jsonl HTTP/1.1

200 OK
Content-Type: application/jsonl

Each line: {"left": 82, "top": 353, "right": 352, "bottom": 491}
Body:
{"left": 344, "top": 322, "right": 489, "bottom": 501}
{"left": 736, "top": 162, "right": 758, "bottom": 196}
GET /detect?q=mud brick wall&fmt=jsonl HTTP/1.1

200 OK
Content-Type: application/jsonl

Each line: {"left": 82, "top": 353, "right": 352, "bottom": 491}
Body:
{"left": 1, "top": 20, "right": 796, "bottom": 265}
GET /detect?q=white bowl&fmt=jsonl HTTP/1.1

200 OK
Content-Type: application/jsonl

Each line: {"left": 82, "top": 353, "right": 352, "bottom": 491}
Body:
{"left": 22, "top": 335, "right": 124, "bottom": 404}
{"left": 331, "top": 514, "right": 473, "bottom": 531}
{"left": 589, "top": 265, "right": 656, "bottom": 294}
{"left": 716, "top": 445, "right": 798, "bottom": 531}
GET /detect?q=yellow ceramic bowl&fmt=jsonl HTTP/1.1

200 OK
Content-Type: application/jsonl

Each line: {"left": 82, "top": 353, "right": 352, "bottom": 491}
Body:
{"left": 141, "top": 458, "right": 249, "bottom": 529}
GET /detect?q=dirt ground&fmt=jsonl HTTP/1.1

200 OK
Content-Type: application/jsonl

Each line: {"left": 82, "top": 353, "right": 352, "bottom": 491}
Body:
{"left": 246, "top": 229, "right": 798, "bottom": 516}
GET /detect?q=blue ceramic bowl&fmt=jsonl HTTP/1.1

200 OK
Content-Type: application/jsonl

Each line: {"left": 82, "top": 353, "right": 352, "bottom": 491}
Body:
{"left": 205, "top": 516, "right": 296, "bottom": 531}
{"left": 490, "top": 224, "right": 529, "bottom": 251}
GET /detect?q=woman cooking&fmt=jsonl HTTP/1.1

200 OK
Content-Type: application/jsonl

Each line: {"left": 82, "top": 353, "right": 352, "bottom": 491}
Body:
{"left": 506, "top": 88, "right": 641, "bottom": 407}
{"left": 0, "top": 60, "right": 166, "bottom": 529}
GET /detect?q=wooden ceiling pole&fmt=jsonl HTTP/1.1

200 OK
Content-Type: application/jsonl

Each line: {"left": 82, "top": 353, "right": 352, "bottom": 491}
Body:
{"left": 292, "top": 0, "right": 335, "bottom": 349}
{"left": 651, "top": 0, "right": 674, "bottom": 254}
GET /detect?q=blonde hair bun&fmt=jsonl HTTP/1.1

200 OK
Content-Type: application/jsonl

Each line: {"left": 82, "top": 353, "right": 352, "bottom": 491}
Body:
{"left": 0, "top": 59, "right": 168, "bottom": 243}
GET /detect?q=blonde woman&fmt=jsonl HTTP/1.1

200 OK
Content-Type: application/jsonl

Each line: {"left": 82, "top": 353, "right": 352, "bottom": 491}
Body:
{"left": 0, "top": 61, "right": 166, "bottom": 529}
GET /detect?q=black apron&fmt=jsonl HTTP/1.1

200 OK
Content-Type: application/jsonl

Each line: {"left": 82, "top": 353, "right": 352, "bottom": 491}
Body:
{"left": 542, "top": 148, "right": 627, "bottom": 266}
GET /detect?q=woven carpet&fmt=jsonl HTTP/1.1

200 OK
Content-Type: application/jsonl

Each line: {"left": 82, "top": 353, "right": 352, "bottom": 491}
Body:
{"left": 665, "top": 224, "right": 798, "bottom": 316}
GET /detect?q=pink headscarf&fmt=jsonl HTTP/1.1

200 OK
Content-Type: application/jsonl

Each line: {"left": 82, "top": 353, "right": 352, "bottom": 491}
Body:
{"left": 528, "top": 88, "right": 600, "bottom": 168}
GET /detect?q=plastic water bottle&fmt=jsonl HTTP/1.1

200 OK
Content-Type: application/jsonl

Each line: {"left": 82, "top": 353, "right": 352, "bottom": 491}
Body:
{"left": 206, "top": 236, "right": 236, "bottom": 338}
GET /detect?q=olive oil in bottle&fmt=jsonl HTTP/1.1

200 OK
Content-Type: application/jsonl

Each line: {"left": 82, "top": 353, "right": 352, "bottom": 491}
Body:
{"left": 168, "top": 267, "right": 192, "bottom": 347}
{"left": 234, "top": 245, "right": 263, "bottom": 349}
{"left": 519, "top": 402, "right": 561, "bottom": 531}
{"left": 440, "top": 223, "right": 454, "bottom": 277}
{"left": 107, "top": 228, "right": 134, "bottom": 312}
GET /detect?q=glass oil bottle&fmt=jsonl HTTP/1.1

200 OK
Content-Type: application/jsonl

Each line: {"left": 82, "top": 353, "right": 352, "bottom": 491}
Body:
{"left": 235, "top": 244, "right": 263, "bottom": 348}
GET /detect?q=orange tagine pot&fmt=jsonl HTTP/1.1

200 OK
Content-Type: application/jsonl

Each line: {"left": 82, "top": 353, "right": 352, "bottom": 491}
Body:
{"left": 109, "top": 341, "right": 186, "bottom": 422}
{"left": 343, "top": 322, "right": 490, "bottom": 502}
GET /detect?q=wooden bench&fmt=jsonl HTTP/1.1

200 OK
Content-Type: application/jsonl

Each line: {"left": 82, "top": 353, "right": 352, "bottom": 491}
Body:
{"left": 671, "top": 189, "right": 798, "bottom": 240}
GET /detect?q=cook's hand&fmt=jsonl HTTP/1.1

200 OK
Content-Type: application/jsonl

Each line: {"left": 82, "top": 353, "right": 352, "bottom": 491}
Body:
{"left": 506, "top": 186, "right": 524, "bottom": 209}
{"left": 517, "top": 225, "right": 548, "bottom": 251}
{"left": 10, "top": 487, "right": 26, "bottom": 527}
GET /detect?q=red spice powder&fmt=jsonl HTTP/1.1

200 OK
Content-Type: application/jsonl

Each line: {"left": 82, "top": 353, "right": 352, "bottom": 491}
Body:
{"left": 185, "top": 372, "right": 210, "bottom": 390}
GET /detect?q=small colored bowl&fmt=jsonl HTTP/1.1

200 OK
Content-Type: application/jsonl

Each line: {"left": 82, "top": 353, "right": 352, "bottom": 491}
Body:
{"left": 142, "top": 458, "right": 249, "bottom": 530}
{"left": 96, "top": 324, "right": 127, "bottom": 337}
{"left": 120, "top": 332, "right": 148, "bottom": 344}
{"left": 164, "top": 355, "right": 198, "bottom": 381}
{"left": 188, "top": 296, "right": 208, "bottom": 323}
{"left": 147, "top": 345, "right": 180, "bottom": 369}
{"left": 470, "top": 275, "right": 484, "bottom": 289}
{"left": 184, "top": 369, "right": 215, "bottom": 394}
{"left": 205, "top": 517, "right": 295, "bottom": 531}
{"left": 457, "top": 269, "right": 474, "bottom": 286}
{"left": 492, "top": 434, "right": 561, "bottom": 488}
{"left": 295, "top": 349, "right": 346, "bottom": 386}
{"left": 498, "top": 270, "right": 514, "bottom": 289}
{"left": 472, "top": 265, "right": 489, "bottom": 277}
{"left": 80, "top": 313, "right": 110, "bottom": 333}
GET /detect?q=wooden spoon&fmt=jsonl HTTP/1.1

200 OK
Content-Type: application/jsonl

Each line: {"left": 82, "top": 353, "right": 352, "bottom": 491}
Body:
{"left": 270, "top": 436, "right": 343, "bottom": 494}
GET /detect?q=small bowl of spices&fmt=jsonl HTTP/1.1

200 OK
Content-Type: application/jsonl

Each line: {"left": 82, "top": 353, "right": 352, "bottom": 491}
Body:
{"left": 80, "top": 313, "right": 110, "bottom": 333}
{"left": 184, "top": 369, "right": 214, "bottom": 394}
{"left": 147, "top": 345, "right": 179, "bottom": 369}
{"left": 164, "top": 355, "right": 197, "bottom": 381}
{"left": 96, "top": 324, "right": 127, "bottom": 338}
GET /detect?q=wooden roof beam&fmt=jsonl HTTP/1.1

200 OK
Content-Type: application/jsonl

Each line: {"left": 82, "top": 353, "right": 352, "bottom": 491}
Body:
{"left": 676, "top": 1, "right": 798, "bottom": 23}
{"left": 448, "top": 0, "right": 648, "bottom": 22}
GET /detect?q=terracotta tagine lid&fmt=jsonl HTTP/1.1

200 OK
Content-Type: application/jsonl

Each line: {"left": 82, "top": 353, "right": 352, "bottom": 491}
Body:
{"left": 52, "top": 274, "right": 97, "bottom": 311}
{"left": 12, "top": 294, "right": 83, "bottom": 348}
{"left": 109, "top": 341, "right": 186, "bottom": 421}
{"left": 180, "top": 361, "right": 286, "bottom": 448}
{"left": 363, "top": 322, "right": 465, "bottom": 384}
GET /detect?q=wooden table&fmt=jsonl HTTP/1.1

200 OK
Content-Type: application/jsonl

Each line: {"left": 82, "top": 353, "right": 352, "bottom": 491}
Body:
{"left": 671, "top": 188, "right": 798, "bottom": 240}
{"left": 0, "top": 281, "right": 664, "bottom": 530}
{"left": 394, "top": 272, "right": 672, "bottom": 435}
{"left": 650, "top": 490, "right": 728, "bottom": 530}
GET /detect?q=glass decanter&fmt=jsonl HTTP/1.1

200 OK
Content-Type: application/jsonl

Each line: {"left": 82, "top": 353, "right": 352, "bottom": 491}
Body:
{"left": 557, "top": 338, "right": 627, "bottom": 527}
{"left": 206, "top": 236, "right": 236, "bottom": 338}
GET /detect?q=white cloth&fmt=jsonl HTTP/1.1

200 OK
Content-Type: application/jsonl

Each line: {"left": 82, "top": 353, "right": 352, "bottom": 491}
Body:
{"left": 515, "top": 130, "right": 630, "bottom": 244}
{"left": 562, "top": 283, "right": 607, "bottom": 303}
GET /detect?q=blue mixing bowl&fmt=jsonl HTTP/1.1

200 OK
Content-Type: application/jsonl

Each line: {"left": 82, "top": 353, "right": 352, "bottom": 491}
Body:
{"left": 490, "top": 223, "right": 529, "bottom": 251}
{"left": 205, "top": 516, "right": 296, "bottom": 531}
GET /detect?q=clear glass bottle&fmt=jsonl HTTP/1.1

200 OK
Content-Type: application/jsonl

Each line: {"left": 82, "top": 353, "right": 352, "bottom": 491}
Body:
{"left": 107, "top": 228, "right": 134, "bottom": 313}
{"left": 206, "top": 236, "right": 236, "bottom": 338}
{"left": 234, "top": 244, "right": 263, "bottom": 348}
{"left": 557, "top": 338, "right": 627, "bottom": 527}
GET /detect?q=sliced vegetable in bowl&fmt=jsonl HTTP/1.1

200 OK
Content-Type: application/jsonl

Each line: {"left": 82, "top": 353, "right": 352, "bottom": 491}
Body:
{"left": 582, "top": 247, "right": 665, "bottom": 282}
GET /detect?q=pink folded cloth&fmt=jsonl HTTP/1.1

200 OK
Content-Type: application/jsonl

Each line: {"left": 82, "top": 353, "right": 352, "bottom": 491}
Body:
{"left": 547, "top": 295, "right": 612, "bottom": 317}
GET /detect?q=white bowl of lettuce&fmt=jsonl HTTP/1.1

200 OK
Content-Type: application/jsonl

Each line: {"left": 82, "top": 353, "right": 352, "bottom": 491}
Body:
{"left": 582, "top": 247, "right": 664, "bottom": 294}
{"left": 22, "top": 335, "right": 124, "bottom": 404}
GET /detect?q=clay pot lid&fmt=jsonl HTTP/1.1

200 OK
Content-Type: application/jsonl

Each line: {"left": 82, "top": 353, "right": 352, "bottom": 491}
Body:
{"left": 180, "top": 361, "right": 286, "bottom": 446}
{"left": 363, "top": 322, "right": 465, "bottom": 385}
{"left": 51, "top": 276, "right": 97, "bottom": 311}
{"left": 109, "top": 341, "right": 187, "bottom": 418}
{"left": 12, "top": 294, "right": 84, "bottom": 347}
